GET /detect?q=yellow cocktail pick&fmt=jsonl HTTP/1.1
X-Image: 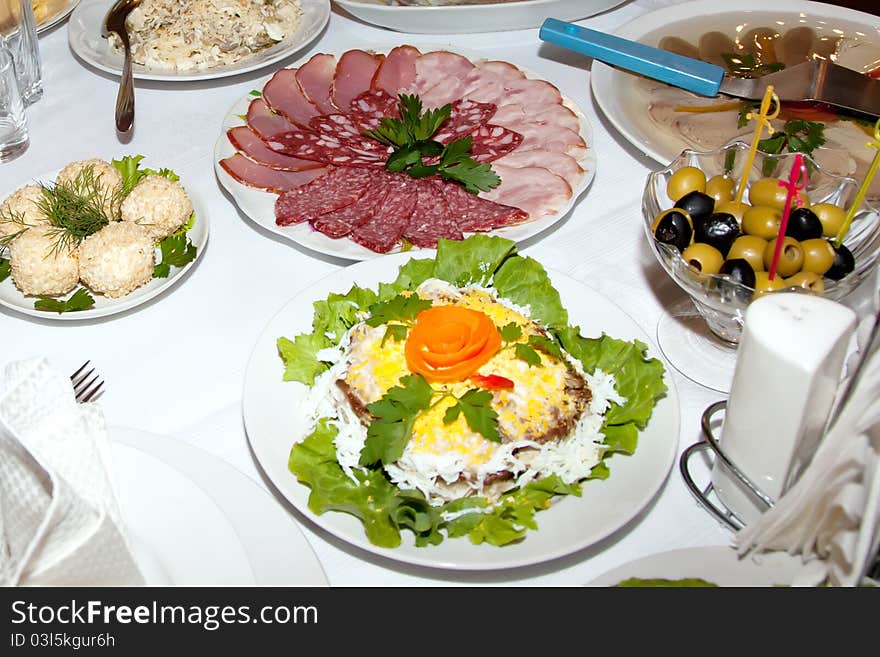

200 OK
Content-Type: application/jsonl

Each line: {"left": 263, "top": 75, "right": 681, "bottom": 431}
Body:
{"left": 834, "top": 117, "right": 880, "bottom": 248}
{"left": 734, "top": 85, "right": 780, "bottom": 206}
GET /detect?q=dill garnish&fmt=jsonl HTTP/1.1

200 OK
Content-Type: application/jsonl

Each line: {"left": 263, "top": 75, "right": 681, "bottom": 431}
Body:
{"left": 34, "top": 165, "right": 122, "bottom": 257}
{"left": 0, "top": 206, "right": 32, "bottom": 252}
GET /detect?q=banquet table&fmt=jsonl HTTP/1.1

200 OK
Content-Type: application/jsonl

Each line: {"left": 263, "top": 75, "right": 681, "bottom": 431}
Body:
{"left": 6, "top": 0, "right": 871, "bottom": 586}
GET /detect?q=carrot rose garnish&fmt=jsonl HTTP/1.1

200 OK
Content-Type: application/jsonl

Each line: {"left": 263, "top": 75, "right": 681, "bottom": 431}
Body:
{"left": 405, "top": 306, "right": 501, "bottom": 383}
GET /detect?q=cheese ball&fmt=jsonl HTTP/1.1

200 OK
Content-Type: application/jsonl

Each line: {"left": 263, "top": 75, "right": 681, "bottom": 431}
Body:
{"left": 121, "top": 175, "right": 193, "bottom": 241}
{"left": 8, "top": 226, "right": 79, "bottom": 296}
{"left": 78, "top": 222, "right": 155, "bottom": 298}
{"left": 0, "top": 185, "right": 50, "bottom": 238}
{"left": 55, "top": 158, "right": 124, "bottom": 219}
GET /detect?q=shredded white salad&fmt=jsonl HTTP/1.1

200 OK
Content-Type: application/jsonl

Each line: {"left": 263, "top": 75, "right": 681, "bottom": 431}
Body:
{"left": 113, "top": 0, "right": 303, "bottom": 71}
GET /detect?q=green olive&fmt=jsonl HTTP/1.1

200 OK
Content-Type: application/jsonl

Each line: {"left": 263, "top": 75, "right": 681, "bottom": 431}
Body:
{"left": 705, "top": 175, "right": 736, "bottom": 204}
{"left": 800, "top": 238, "right": 835, "bottom": 276}
{"left": 763, "top": 236, "right": 805, "bottom": 277}
{"left": 681, "top": 242, "right": 724, "bottom": 275}
{"left": 812, "top": 202, "right": 847, "bottom": 238}
{"left": 727, "top": 235, "right": 768, "bottom": 272}
{"left": 748, "top": 177, "right": 788, "bottom": 209}
{"left": 666, "top": 166, "right": 707, "bottom": 202}
{"left": 715, "top": 200, "right": 750, "bottom": 224}
{"left": 753, "top": 271, "right": 787, "bottom": 298}
{"left": 784, "top": 271, "right": 825, "bottom": 295}
{"left": 742, "top": 205, "right": 781, "bottom": 239}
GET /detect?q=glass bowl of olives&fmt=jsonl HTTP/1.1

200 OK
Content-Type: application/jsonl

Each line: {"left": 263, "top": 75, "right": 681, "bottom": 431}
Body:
{"left": 643, "top": 142, "right": 880, "bottom": 389}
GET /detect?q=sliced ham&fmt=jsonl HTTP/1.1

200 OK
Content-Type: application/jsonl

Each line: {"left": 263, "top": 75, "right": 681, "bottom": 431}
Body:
{"left": 246, "top": 98, "right": 298, "bottom": 140}
{"left": 372, "top": 45, "right": 420, "bottom": 96}
{"left": 407, "top": 51, "right": 475, "bottom": 107}
{"left": 491, "top": 102, "right": 581, "bottom": 134}
{"left": 274, "top": 167, "right": 375, "bottom": 226}
{"left": 295, "top": 53, "right": 339, "bottom": 115}
{"left": 219, "top": 154, "right": 328, "bottom": 193}
{"left": 332, "top": 50, "right": 384, "bottom": 112}
{"left": 480, "top": 163, "right": 572, "bottom": 219}
{"left": 502, "top": 120, "right": 587, "bottom": 159}
{"left": 227, "top": 126, "right": 326, "bottom": 171}
{"left": 349, "top": 176, "right": 418, "bottom": 253}
{"left": 477, "top": 60, "right": 526, "bottom": 81}
{"left": 404, "top": 179, "right": 463, "bottom": 247}
{"left": 262, "top": 68, "right": 320, "bottom": 128}
{"left": 438, "top": 181, "right": 528, "bottom": 231}
{"left": 466, "top": 77, "right": 564, "bottom": 108}
{"left": 493, "top": 148, "right": 585, "bottom": 190}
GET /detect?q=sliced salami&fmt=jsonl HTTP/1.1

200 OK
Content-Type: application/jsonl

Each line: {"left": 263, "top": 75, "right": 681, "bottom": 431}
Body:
{"left": 331, "top": 50, "right": 384, "bottom": 112}
{"left": 311, "top": 180, "right": 388, "bottom": 239}
{"left": 372, "top": 45, "right": 420, "bottom": 96}
{"left": 349, "top": 176, "right": 418, "bottom": 253}
{"left": 274, "top": 167, "right": 375, "bottom": 226}
{"left": 262, "top": 68, "right": 320, "bottom": 128}
{"left": 219, "top": 154, "right": 329, "bottom": 193}
{"left": 308, "top": 114, "right": 391, "bottom": 156}
{"left": 439, "top": 181, "right": 528, "bottom": 232}
{"left": 432, "top": 98, "right": 497, "bottom": 144}
{"left": 348, "top": 89, "right": 400, "bottom": 132}
{"left": 467, "top": 124, "right": 523, "bottom": 163}
{"left": 295, "top": 53, "right": 340, "bottom": 115}
{"left": 227, "top": 126, "right": 325, "bottom": 171}
{"left": 266, "top": 128, "right": 388, "bottom": 166}
{"left": 404, "top": 179, "right": 463, "bottom": 248}
{"left": 246, "top": 98, "right": 298, "bottom": 140}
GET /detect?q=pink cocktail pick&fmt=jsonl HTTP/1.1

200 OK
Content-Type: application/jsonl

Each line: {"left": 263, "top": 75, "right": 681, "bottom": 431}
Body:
{"left": 767, "top": 153, "right": 808, "bottom": 281}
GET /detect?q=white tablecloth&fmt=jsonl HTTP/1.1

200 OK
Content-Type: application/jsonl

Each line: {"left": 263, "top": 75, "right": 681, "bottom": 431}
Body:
{"left": 3, "top": 0, "right": 765, "bottom": 585}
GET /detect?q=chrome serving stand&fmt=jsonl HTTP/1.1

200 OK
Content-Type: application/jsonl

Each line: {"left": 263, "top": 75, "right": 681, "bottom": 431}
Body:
{"left": 679, "top": 400, "right": 775, "bottom": 531}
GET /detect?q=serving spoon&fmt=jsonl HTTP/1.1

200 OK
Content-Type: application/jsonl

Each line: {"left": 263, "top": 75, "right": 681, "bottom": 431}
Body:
{"left": 102, "top": 0, "right": 141, "bottom": 133}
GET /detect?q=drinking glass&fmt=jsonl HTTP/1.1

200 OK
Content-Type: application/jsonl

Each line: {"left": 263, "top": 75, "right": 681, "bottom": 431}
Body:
{"left": 0, "top": 44, "right": 27, "bottom": 161}
{"left": 0, "top": 0, "right": 42, "bottom": 105}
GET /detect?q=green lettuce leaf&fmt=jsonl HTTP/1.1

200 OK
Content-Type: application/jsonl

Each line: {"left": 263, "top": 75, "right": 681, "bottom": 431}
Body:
{"left": 391, "top": 257, "right": 436, "bottom": 292}
{"left": 312, "top": 284, "right": 378, "bottom": 343}
{"left": 277, "top": 333, "right": 332, "bottom": 384}
{"left": 493, "top": 255, "right": 568, "bottom": 329}
{"left": 432, "top": 235, "right": 516, "bottom": 286}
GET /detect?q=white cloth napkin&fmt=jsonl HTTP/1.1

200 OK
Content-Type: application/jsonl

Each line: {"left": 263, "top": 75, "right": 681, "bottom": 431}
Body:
{"left": 734, "top": 311, "right": 880, "bottom": 587}
{"left": 0, "top": 358, "right": 143, "bottom": 586}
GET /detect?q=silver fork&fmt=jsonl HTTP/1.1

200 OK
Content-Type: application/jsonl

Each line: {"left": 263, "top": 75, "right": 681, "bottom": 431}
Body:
{"left": 70, "top": 361, "right": 104, "bottom": 403}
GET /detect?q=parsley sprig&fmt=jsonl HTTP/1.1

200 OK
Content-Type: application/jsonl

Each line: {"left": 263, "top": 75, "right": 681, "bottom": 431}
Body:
{"left": 33, "top": 288, "right": 95, "bottom": 313}
{"left": 443, "top": 389, "right": 500, "bottom": 442}
{"left": 758, "top": 118, "right": 826, "bottom": 176}
{"left": 364, "top": 94, "right": 501, "bottom": 194}
{"left": 365, "top": 293, "right": 433, "bottom": 345}
{"left": 721, "top": 52, "right": 785, "bottom": 79}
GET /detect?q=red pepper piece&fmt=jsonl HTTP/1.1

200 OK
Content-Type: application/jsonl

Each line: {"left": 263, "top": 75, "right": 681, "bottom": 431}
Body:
{"left": 469, "top": 374, "right": 515, "bottom": 390}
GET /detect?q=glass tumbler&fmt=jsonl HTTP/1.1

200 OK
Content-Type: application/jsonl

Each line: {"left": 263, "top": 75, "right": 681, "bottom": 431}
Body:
{"left": 0, "top": 44, "right": 27, "bottom": 161}
{"left": 0, "top": 0, "right": 42, "bottom": 105}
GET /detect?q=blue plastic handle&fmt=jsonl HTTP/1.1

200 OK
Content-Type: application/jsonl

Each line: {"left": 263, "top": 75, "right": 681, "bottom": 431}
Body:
{"left": 539, "top": 18, "right": 725, "bottom": 97}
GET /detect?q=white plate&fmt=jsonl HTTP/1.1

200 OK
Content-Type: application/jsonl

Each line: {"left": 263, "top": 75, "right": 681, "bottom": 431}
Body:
{"left": 214, "top": 46, "right": 596, "bottom": 261}
{"left": 332, "top": 0, "right": 626, "bottom": 34}
{"left": 112, "top": 427, "right": 328, "bottom": 586}
{"left": 242, "top": 252, "right": 680, "bottom": 570}
{"left": 0, "top": 166, "right": 209, "bottom": 321}
{"left": 35, "top": 0, "right": 80, "bottom": 33}
{"left": 588, "top": 546, "right": 811, "bottom": 586}
{"left": 67, "top": 0, "right": 330, "bottom": 81}
{"left": 590, "top": 0, "right": 880, "bottom": 165}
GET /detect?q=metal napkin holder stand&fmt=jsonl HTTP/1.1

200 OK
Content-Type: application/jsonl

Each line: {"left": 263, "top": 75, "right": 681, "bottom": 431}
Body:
{"left": 679, "top": 400, "right": 776, "bottom": 531}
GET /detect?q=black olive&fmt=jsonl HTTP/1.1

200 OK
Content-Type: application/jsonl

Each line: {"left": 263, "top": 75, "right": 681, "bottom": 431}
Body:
{"left": 719, "top": 258, "right": 757, "bottom": 289}
{"left": 674, "top": 190, "right": 715, "bottom": 223}
{"left": 785, "top": 207, "right": 823, "bottom": 241}
{"left": 825, "top": 241, "right": 855, "bottom": 280}
{"left": 693, "top": 212, "right": 740, "bottom": 257}
{"left": 652, "top": 209, "right": 693, "bottom": 252}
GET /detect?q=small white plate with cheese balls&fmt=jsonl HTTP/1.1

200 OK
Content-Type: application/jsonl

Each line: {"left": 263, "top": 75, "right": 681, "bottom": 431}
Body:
{"left": 0, "top": 156, "right": 208, "bottom": 320}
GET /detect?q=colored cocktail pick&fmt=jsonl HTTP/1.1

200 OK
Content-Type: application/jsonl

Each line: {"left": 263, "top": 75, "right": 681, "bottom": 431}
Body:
{"left": 834, "top": 117, "right": 880, "bottom": 248}
{"left": 734, "top": 85, "right": 780, "bottom": 206}
{"left": 768, "top": 153, "right": 808, "bottom": 281}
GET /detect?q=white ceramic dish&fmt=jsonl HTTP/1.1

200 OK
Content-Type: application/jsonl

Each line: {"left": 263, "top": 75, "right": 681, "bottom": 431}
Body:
{"left": 0, "top": 166, "right": 209, "bottom": 321}
{"left": 215, "top": 46, "right": 596, "bottom": 261}
{"left": 35, "top": 0, "right": 80, "bottom": 33}
{"left": 67, "top": 0, "right": 330, "bottom": 81}
{"left": 590, "top": 0, "right": 880, "bottom": 165}
{"left": 242, "top": 252, "right": 680, "bottom": 570}
{"left": 332, "top": 0, "right": 626, "bottom": 34}
{"left": 112, "top": 427, "right": 328, "bottom": 586}
{"left": 587, "top": 546, "right": 811, "bottom": 586}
